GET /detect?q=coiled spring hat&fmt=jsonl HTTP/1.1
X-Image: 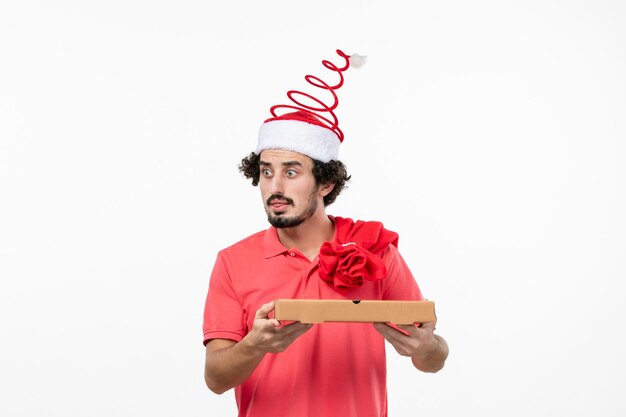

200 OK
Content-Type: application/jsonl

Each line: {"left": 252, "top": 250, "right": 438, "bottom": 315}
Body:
{"left": 255, "top": 49, "right": 366, "bottom": 162}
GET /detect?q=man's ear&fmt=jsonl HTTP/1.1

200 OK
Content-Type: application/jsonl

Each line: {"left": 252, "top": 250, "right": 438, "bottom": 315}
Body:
{"left": 319, "top": 183, "right": 335, "bottom": 197}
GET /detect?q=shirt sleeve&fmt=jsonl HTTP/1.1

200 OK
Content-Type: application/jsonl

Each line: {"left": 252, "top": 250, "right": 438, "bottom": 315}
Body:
{"left": 202, "top": 251, "right": 246, "bottom": 345}
{"left": 381, "top": 245, "right": 424, "bottom": 301}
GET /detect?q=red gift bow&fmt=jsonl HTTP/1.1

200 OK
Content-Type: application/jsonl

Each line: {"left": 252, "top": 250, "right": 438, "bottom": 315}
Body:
{"left": 318, "top": 217, "right": 399, "bottom": 290}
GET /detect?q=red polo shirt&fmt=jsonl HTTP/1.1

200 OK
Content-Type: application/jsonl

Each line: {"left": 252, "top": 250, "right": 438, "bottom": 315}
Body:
{"left": 203, "top": 218, "right": 423, "bottom": 417}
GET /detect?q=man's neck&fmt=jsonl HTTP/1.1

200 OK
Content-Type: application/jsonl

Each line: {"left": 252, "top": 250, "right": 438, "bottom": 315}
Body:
{"left": 276, "top": 212, "right": 334, "bottom": 261}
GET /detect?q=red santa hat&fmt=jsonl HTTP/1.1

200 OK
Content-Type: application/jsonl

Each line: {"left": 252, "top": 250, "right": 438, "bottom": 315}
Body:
{"left": 256, "top": 49, "right": 366, "bottom": 162}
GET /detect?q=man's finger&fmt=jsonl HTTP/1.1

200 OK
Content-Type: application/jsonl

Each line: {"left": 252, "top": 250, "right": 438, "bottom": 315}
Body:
{"left": 414, "top": 320, "right": 436, "bottom": 331}
{"left": 395, "top": 324, "right": 422, "bottom": 336}
{"left": 255, "top": 301, "right": 275, "bottom": 319}
{"left": 278, "top": 321, "right": 313, "bottom": 337}
{"left": 283, "top": 323, "right": 313, "bottom": 341}
{"left": 373, "top": 323, "right": 408, "bottom": 343}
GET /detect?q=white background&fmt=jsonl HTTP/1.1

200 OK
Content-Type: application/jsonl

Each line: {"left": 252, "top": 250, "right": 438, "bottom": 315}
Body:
{"left": 1, "top": 1, "right": 625, "bottom": 416}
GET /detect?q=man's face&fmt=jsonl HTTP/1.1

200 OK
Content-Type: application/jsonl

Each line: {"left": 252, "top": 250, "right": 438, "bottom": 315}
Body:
{"left": 258, "top": 149, "right": 322, "bottom": 228}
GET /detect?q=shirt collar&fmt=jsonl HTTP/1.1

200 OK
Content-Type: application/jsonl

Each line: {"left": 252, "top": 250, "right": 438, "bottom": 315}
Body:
{"left": 263, "top": 226, "right": 289, "bottom": 258}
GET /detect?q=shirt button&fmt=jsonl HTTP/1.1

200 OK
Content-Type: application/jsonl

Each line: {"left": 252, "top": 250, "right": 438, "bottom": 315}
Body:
{"left": 289, "top": 252, "right": 296, "bottom": 257}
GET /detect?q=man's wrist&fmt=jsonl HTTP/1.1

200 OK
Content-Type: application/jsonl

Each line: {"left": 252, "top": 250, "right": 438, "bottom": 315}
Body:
{"left": 239, "top": 333, "right": 266, "bottom": 358}
{"left": 412, "top": 335, "right": 440, "bottom": 360}
{"left": 411, "top": 334, "right": 448, "bottom": 373}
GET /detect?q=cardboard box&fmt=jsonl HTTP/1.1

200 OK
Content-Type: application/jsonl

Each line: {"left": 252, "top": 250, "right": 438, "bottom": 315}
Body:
{"left": 274, "top": 299, "right": 435, "bottom": 325}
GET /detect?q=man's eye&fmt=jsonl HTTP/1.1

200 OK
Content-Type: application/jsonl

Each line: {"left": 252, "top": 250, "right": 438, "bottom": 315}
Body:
{"left": 286, "top": 170, "right": 297, "bottom": 177}
{"left": 262, "top": 169, "right": 272, "bottom": 177}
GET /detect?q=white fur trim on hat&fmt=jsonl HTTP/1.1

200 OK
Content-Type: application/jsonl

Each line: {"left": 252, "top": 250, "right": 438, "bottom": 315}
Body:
{"left": 256, "top": 120, "right": 340, "bottom": 162}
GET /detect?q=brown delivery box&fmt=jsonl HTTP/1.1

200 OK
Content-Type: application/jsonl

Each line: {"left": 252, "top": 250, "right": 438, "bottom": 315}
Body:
{"left": 274, "top": 299, "right": 435, "bottom": 325}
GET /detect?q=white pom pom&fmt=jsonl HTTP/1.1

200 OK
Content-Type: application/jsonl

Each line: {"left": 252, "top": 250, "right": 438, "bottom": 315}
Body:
{"left": 349, "top": 54, "right": 367, "bottom": 69}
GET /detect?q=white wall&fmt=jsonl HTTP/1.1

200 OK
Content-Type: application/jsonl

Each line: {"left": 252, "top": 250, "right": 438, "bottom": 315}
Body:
{"left": 1, "top": 1, "right": 625, "bottom": 416}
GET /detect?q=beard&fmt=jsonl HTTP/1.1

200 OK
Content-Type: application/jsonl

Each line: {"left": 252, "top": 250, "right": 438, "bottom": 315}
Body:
{"left": 266, "top": 189, "right": 319, "bottom": 229}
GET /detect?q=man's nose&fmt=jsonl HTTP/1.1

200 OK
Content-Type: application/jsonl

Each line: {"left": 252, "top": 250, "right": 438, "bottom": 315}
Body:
{"left": 269, "top": 174, "right": 285, "bottom": 195}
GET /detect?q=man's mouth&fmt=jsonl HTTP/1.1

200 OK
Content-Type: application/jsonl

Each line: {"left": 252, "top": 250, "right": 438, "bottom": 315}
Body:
{"left": 271, "top": 200, "right": 289, "bottom": 209}
{"left": 267, "top": 196, "right": 293, "bottom": 212}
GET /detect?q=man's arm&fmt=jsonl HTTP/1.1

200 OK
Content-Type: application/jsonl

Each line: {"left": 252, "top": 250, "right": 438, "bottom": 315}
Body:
{"left": 204, "top": 301, "right": 313, "bottom": 394}
{"left": 373, "top": 315, "right": 449, "bottom": 373}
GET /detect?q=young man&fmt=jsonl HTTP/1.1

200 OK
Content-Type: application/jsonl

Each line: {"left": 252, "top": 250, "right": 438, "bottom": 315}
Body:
{"left": 202, "top": 50, "right": 448, "bottom": 417}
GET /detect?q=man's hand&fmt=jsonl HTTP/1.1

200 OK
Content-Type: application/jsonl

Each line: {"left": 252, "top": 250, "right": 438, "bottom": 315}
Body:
{"left": 205, "top": 301, "right": 313, "bottom": 394}
{"left": 373, "top": 313, "right": 448, "bottom": 373}
{"left": 373, "top": 321, "right": 438, "bottom": 357}
{"left": 243, "top": 301, "right": 314, "bottom": 355}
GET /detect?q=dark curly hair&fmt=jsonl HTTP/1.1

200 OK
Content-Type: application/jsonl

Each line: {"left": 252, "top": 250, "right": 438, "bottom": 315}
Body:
{"left": 239, "top": 152, "right": 351, "bottom": 206}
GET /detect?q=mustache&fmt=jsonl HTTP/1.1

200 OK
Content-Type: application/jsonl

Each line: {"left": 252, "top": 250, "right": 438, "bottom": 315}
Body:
{"left": 266, "top": 194, "right": 294, "bottom": 206}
